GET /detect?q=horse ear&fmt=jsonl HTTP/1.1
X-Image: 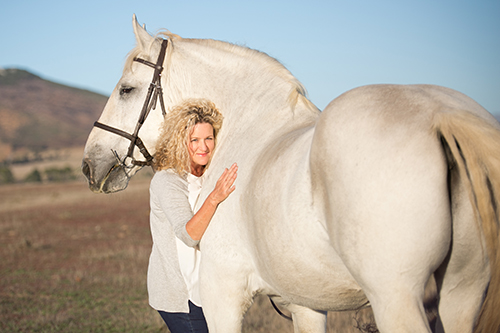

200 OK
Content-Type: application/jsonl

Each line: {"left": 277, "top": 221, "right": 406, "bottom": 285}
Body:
{"left": 132, "top": 14, "right": 153, "bottom": 51}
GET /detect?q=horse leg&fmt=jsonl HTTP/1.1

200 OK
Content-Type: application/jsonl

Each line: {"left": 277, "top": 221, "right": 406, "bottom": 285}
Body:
{"left": 342, "top": 190, "right": 450, "bottom": 333}
{"left": 312, "top": 120, "right": 452, "bottom": 332}
{"left": 198, "top": 257, "right": 255, "bottom": 333}
{"left": 201, "top": 280, "right": 253, "bottom": 332}
{"left": 368, "top": 286, "right": 432, "bottom": 332}
{"left": 272, "top": 297, "right": 327, "bottom": 333}
{"left": 290, "top": 306, "right": 326, "bottom": 333}
{"left": 433, "top": 171, "right": 489, "bottom": 333}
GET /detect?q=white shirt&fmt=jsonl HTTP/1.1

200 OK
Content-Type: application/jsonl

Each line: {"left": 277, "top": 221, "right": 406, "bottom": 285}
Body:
{"left": 175, "top": 173, "right": 203, "bottom": 307}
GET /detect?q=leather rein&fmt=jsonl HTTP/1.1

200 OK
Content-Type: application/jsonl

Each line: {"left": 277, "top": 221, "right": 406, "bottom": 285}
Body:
{"left": 93, "top": 38, "right": 169, "bottom": 169}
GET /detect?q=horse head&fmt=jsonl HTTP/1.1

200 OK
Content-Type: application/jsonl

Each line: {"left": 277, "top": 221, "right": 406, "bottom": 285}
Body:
{"left": 82, "top": 15, "right": 169, "bottom": 193}
{"left": 82, "top": 15, "right": 318, "bottom": 194}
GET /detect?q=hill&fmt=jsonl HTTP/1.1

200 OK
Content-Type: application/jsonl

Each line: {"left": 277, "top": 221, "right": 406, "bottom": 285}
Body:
{"left": 1, "top": 67, "right": 498, "bottom": 182}
{"left": 0, "top": 68, "right": 108, "bottom": 163}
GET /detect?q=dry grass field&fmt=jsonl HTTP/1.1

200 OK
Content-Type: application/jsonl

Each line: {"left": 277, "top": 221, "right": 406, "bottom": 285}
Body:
{"left": 0, "top": 176, "right": 382, "bottom": 332}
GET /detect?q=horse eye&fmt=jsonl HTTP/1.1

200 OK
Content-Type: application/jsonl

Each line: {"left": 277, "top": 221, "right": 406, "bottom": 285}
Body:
{"left": 120, "top": 87, "right": 134, "bottom": 96}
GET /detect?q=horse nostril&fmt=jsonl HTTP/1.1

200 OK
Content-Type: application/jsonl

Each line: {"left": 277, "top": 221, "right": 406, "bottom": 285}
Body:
{"left": 81, "top": 158, "right": 93, "bottom": 183}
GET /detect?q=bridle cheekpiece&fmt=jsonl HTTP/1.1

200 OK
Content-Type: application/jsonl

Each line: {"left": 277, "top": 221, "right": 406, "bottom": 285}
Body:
{"left": 93, "top": 38, "right": 169, "bottom": 171}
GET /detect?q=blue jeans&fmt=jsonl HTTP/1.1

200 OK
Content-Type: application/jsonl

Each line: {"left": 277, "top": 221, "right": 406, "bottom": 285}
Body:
{"left": 158, "top": 301, "right": 209, "bottom": 333}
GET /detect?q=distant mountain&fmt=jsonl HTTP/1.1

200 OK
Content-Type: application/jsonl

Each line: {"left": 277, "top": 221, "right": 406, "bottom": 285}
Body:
{"left": 0, "top": 68, "right": 108, "bottom": 162}
{"left": 1, "top": 68, "right": 498, "bottom": 164}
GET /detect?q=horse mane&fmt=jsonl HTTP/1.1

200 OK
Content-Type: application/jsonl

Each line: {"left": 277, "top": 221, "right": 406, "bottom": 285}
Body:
{"left": 192, "top": 37, "right": 317, "bottom": 111}
{"left": 125, "top": 31, "right": 319, "bottom": 114}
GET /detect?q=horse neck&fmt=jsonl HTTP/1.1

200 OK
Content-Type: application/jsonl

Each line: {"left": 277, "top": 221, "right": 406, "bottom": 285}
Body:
{"left": 164, "top": 38, "right": 319, "bottom": 197}
{"left": 164, "top": 39, "right": 319, "bottom": 138}
{"left": 164, "top": 40, "right": 321, "bottom": 254}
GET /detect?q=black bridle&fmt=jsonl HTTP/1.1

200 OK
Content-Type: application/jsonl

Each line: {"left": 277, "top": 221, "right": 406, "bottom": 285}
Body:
{"left": 93, "top": 38, "right": 169, "bottom": 169}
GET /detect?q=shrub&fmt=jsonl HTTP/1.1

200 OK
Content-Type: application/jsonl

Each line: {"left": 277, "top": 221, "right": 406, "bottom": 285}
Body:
{"left": 44, "top": 166, "right": 76, "bottom": 182}
{"left": 0, "top": 165, "right": 15, "bottom": 184}
{"left": 24, "top": 168, "right": 42, "bottom": 183}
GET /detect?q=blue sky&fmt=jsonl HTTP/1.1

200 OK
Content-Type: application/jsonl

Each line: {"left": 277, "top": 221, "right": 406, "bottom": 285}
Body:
{"left": 1, "top": 0, "right": 499, "bottom": 113}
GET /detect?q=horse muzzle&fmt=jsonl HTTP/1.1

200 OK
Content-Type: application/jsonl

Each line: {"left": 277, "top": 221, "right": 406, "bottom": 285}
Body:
{"left": 81, "top": 157, "right": 130, "bottom": 193}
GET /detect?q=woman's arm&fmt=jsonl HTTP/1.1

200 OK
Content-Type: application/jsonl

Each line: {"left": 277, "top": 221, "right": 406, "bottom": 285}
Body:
{"left": 186, "top": 163, "right": 238, "bottom": 240}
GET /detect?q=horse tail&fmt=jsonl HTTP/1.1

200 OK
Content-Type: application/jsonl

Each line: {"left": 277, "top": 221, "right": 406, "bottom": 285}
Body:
{"left": 434, "top": 110, "right": 500, "bottom": 333}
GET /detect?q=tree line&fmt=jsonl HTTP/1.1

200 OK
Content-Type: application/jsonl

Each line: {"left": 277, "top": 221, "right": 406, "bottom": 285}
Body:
{"left": 0, "top": 165, "right": 77, "bottom": 185}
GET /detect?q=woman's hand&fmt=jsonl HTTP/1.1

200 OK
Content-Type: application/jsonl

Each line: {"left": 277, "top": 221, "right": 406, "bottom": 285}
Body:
{"left": 186, "top": 163, "right": 238, "bottom": 241}
{"left": 208, "top": 163, "right": 238, "bottom": 205}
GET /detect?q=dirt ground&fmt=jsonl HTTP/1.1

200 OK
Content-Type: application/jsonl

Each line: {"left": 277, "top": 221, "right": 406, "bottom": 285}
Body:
{"left": 0, "top": 177, "right": 380, "bottom": 332}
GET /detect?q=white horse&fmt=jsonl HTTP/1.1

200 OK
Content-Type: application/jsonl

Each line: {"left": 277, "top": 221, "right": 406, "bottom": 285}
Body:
{"left": 82, "top": 15, "right": 500, "bottom": 333}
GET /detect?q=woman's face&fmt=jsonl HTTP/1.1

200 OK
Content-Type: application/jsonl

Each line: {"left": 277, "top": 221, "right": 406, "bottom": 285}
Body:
{"left": 188, "top": 122, "right": 215, "bottom": 174}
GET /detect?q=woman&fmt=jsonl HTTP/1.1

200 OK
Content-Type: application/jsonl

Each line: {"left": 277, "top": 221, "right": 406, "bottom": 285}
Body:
{"left": 148, "top": 99, "right": 237, "bottom": 332}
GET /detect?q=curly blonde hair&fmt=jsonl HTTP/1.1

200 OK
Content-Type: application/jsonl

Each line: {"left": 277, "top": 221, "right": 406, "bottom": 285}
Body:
{"left": 154, "top": 99, "right": 223, "bottom": 174}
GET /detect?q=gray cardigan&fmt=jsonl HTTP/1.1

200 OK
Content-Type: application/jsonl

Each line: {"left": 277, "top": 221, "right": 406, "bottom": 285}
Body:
{"left": 148, "top": 169, "right": 199, "bottom": 313}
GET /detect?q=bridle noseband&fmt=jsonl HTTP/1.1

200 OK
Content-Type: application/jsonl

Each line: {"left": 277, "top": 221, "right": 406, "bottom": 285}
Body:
{"left": 93, "top": 38, "right": 169, "bottom": 170}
